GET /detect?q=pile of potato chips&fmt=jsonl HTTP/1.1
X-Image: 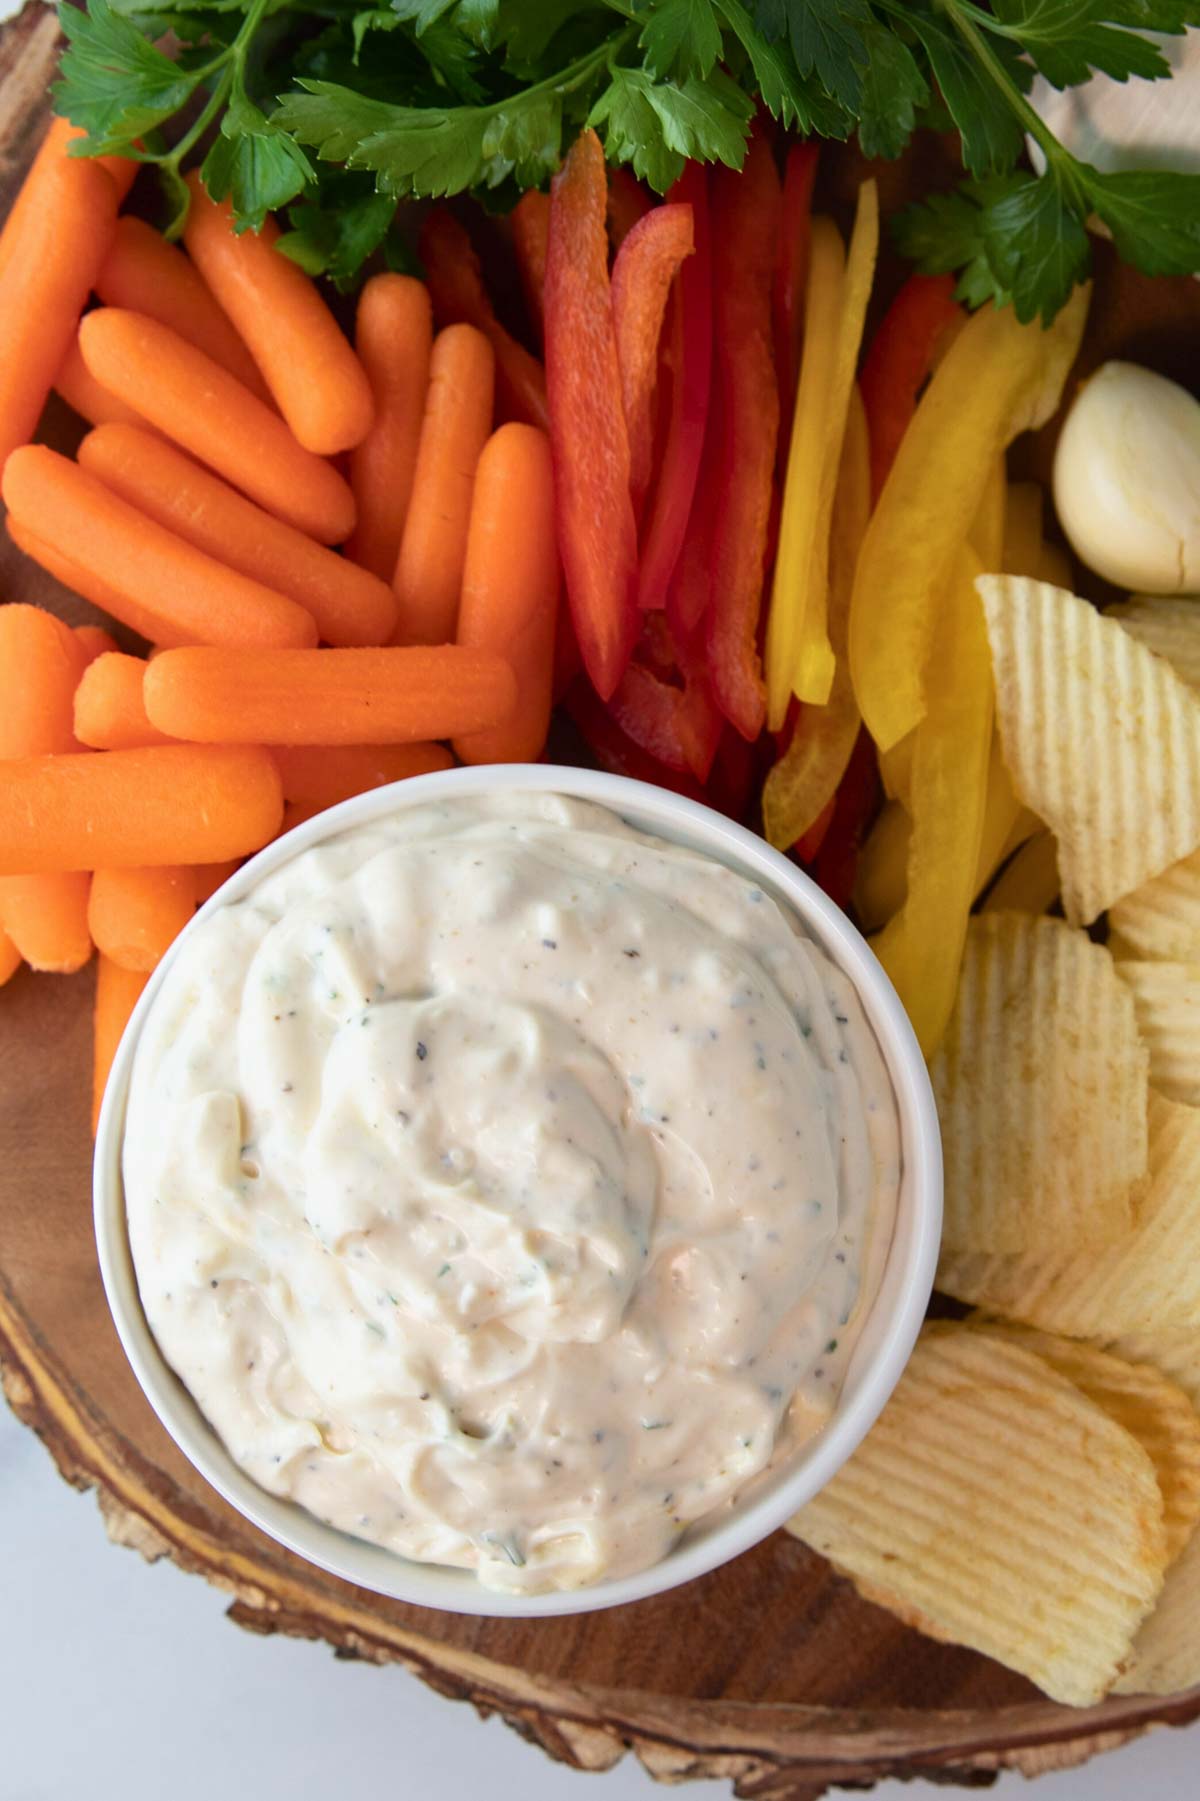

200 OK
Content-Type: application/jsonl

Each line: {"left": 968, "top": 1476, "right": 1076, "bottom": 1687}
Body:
{"left": 789, "top": 564, "right": 1200, "bottom": 1704}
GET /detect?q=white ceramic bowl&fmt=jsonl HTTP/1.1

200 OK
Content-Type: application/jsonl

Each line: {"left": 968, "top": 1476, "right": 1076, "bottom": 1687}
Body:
{"left": 95, "top": 764, "right": 942, "bottom": 1618}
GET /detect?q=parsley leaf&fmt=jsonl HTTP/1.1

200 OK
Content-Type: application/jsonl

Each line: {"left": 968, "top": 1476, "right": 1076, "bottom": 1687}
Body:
{"left": 855, "top": 20, "right": 928, "bottom": 160}
{"left": 905, "top": 6, "right": 1032, "bottom": 177}
{"left": 978, "top": 168, "right": 1092, "bottom": 320}
{"left": 277, "top": 176, "right": 399, "bottom": 286}
{"left": 1084, "top": 165, "right": 1200, "bottom": 276}
{"left": 53, "top": 0, "right": 201, "bottom": 150}
{"left": 891, "top": 182, "right": 1011, "bottom": 310}
{"left": 990, "top": 0, "right": 1174, "bottom": 87}
{"left": 640, "top": 0, "right": 724, "bottom": 81}
{"left": 202, "top": 93, "right": 314, "bottom": 231}
{"left": 276, "top": 79, "right": 566, "bottom": 194}
{"left": 753, "top": 0, "right": 870, "bottom": 111}
{"left": 718, "top": 0, "right": 853, "bottom": 134}
{"left": 588, "top": 66, "right": 686, "bottom": 189}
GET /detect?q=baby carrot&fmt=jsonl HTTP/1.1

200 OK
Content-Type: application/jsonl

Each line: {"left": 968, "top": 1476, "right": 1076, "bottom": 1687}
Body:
{"left": 92, "top": 954, "right": 148, "bottom": 1135}
{"left": 346, "top": 275, "right": 433, "bottom": 581}
{"left": 7, "top": 515, "right": 165, "bottom": 644}
{"left": 89, "top": 864, "right": 195, "bottom": 971}
{"left": 0, "top": 153, "right": 118, "bottom": 466}
{"left": 454, "top": 423, "right": 557, "bottom": 766}
{"left": 78, "top": 309, "right": 356, "bottom": 544}
{"left": 75, "top": 624, "right": 121, "bottom": 665}
{"left": 54, "top": 337, "right": 145, "bottom": 428}
{"left": 0, "top": 925, "right": 20, "bottom": 987}
{"left": 97, "top": 217, "right": 271, "bottom": 400}
{"left": 74, "top": 652, "right": 173, "bottom": 750}
{"left": 0, "top": 872, "right": 93, "bottom": 973}
{"left": 193, "top": 859, "right": 240, "bottom": 905}
{"left": 145, "top": 646, "right": 517, "bottom": 746}
{"left": 510, "top": 191, "right": 549, "bottom": 344}
{"left": 4, "top": 447, "right": 320, "bottom": 652}
{"left": 183, "top": 175, "right": 374, "bottom": 455}
{"left": 0, "top": 118, "right": 134, "bottom": 288}
{"left": 393, "top": 324, "right": 495, "bottom": 645}
{"left": 80, "top": 425, "right": 396, "bottom": 648}
{"left": 0, "top": 605, "right": 93, "bottom": 972}
{"left": 271, "top": 742, "right": 454, "bottom": 806}
{"left": 419, "top": 209, "right": 548, "bottom": 430}
{"left": 0, "top": 745, "right": 283, "bottom": 875}
{"left": 0, "top": 603, "right": 87, "bottom": 756}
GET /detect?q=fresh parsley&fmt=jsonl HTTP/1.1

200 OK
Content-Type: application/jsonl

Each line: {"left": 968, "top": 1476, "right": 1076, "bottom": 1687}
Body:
{"left": 52, "top": 0, "right": 1200, "bottom": 319}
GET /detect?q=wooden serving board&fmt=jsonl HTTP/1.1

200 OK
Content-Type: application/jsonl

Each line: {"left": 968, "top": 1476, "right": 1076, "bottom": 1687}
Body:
{"left": 2, "top": 7, "right": 1200, "bottom": 1794}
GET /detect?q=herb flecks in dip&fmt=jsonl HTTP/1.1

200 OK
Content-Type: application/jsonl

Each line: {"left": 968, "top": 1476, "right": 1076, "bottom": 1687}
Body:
{"left": 124, "top": 794, "right": 900, "bottom": 1593}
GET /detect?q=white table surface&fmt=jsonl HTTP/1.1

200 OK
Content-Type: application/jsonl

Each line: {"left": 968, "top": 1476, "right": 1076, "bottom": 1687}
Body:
{"left": 2, "top": 5, "right": 1197, "bottom": 1793}
{"left": 2, "top": 1399, "right": 1196, "bottom": 1801}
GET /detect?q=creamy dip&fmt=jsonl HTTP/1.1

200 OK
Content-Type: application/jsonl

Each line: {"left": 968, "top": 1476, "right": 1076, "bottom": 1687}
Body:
{"left": 124, "top": 793, "right": 900, "bottom": 1593}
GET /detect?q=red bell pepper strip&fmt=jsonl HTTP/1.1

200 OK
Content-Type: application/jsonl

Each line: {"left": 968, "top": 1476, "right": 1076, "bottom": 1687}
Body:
{"left": 705, "top": 724, "right": 761, "bottom": 825}
{"left": 510, "top": 190, "right": 549, "bottom": 346}
{"left": 795, "top": 791, "right": 836, "bottom": 864}
{"left": 419, "top": 208, "right": 549, "bottom": 432}
{"left": 705, "top": 130, "right": 781, "bottom": 744}
{"left": 545, "top": 130, "right": 640, "bottom": 702}
{"left": 638, "top": 162, "right": 713, "bottom": 613}
{"left": 859, "top": 273, "right": 962, "bottom": 504}
{"left": 566, "top": 677, "right": 708, "bottom": 801}
{"left": 810, "top": 729, "right": 880, "bottom": 911}
{"left": 773, "top": 141, "right": 820, "bottom": 431}
{"left": 607, "top": 616, "right": 722, "bottom": 783}
{"left": 606, "top": 167, "right": 652, "bottom": 251}
{"left": 611, "top": 202, "right": 695, "bottom": 513}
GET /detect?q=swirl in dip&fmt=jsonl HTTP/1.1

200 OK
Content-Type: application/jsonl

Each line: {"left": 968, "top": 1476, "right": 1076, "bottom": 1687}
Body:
{"left": 124, "top": 794, "right": 901, "bottom": 1593}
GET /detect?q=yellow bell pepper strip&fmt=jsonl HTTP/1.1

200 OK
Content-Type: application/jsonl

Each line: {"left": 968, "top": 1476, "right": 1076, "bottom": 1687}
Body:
{"left": 970, "top": 455, "right": 1007, "bottom": 571}
{"left": 849, "top": 284, "right": 1089, "bottom": 754}
{"left": 1002, "top": 481, "right": 1045, "bottom": 578}
{"left": 764, "top": 216, "right": 842, "bottom": 726}
{"left": 763, "top": 387, "right": 871, "bottom": 850}
{"left": 872, "top": 545, "right": 994, "bottom": 1058}
{"left": 878, "top": 461, "right": 1010, "bottom": 813}
{"left": 983, "top": 831, "right": 1061, "bottom": 915}
{"left": 879, "top": 731, "right": 915, "bottom": 807}
{"left": 1038, "top": 542, "right": 1075, "bottom": 589}
{"left": 972, "top": 738, "right": 1031, "bottom": 895}
{"left": 857, "top": 731, "right": 1032, "bottom": 934}
{"left": 854, "top": 796, "right": 911, "bottom": 931}
{"left": 765, "top": 183, "right": 878, "bottom": 726}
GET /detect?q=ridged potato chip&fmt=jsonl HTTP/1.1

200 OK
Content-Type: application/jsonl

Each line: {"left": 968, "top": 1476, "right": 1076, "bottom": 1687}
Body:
{"left": 978, "top": 576, "right": 1200, "bottom": 926}
{"left": 1108, "top": 597, "right": 1200, "bottom": 694}
{"left": 1104, "top": 1332, "right": 1200, "bottom": 1408}
{"left": 787, "top": 1322, "right": 1167, "bottom": 1706}
{"left": 1103, "top": 1332, "right": 1200, "bottom": 1697}
{"left": 1109, "top": 847, "right": 1200, "bottom": 961}
{"left": 938, "top": 1093, "right": 1200, "bottom": 1334}
{"left": 1117, "top": 961, "right": 1200, "bottom": 1107}
{"left": 932, "top": 913, "right": 1147, "bottom": 1254}
{"left": 1113, "top": 1529, "right": 1200, "bottom": 1696}
{"left": 977, "top": 1325, "right": 1200, "bottom": 1562}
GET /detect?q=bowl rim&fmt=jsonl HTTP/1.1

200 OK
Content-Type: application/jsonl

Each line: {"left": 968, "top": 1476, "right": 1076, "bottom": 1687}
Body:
{"left": 94, "top": 762, "right": 942, "bottom": 1618}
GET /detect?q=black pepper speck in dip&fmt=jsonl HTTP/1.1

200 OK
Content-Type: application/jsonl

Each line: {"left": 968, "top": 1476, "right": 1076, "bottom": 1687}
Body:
{"left": 124, "top": 794, "right": 900, "bottom": 1593}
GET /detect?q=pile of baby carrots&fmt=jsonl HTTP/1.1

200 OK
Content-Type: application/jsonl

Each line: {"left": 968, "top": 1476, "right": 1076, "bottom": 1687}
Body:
{"left": 0, "top": 119, "right": 560, "bottom": 1127}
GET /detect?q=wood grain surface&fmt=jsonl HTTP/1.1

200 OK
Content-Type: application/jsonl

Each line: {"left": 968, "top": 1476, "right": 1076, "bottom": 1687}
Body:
{"left": 1, "top": 7, "right": 1198, "bottom": 1795}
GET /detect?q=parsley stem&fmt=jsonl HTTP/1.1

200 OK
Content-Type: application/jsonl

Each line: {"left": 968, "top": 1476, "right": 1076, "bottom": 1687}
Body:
{"left": 160, "top": 68, "right": 233, "bottom": 177}
{"left": 937, "top": 0, "right": 1088, "bottom": 207}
